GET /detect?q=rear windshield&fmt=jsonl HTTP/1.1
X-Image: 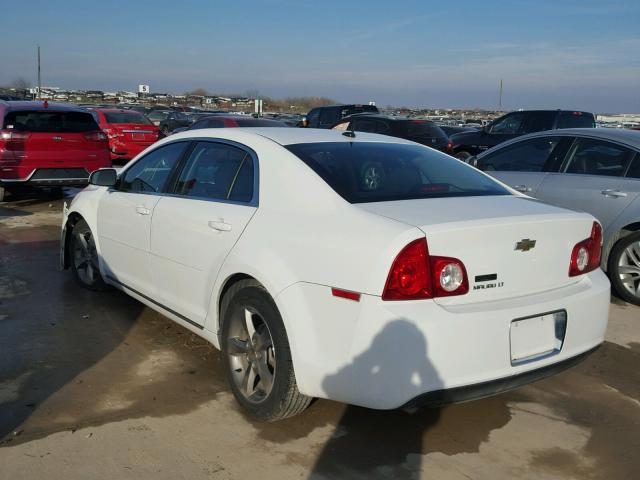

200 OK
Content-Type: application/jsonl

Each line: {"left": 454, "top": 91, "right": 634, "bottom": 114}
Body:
{"left": 236, "top": 118, "right": 286, "bottom": 127}
{"left": 401, "top": 120, "right": 448, "bottom": 139}
{"left": 556, "top": 112, "right": 595, "bottom": 129}
{"left": 287, "top": 142, "right": 509, "bottom": 203}
{"left": 104, "top": 112, "right": 152, "bottom": 125}
{"left": 342, "top": 105, "right": 378, "bottom": 117}
{"left": 3, "top": 110, "right": 99, "bottom": 133}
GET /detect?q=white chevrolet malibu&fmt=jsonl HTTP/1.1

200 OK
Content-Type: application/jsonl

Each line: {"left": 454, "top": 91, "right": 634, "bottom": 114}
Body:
{"left": 61, "top": 128, "right": 610, "bottom": 420}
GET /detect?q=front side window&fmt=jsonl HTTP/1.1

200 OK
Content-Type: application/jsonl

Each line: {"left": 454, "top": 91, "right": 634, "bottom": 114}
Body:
{"left": 479, "top": 137, "right": 560, "bottom": 172}
{"left": 119, "top": 142, "right": 186, "bottom": 193}
{"left": 627, "top": 156, "right": 640, "bottom": 179}
{"left": 319, "top": 107, "right": 339, "bottom": 125}
{"left": 489, "top": 113, "right": 526, "bottom": 134}
{"left": 287, "top": 142, "right": 509, "bottom": 204}
{"left": 174, "top": 142, "right": 254, "bottom": 202}
{"left": 563, "top": 138, "right": 635, "bottom": 177}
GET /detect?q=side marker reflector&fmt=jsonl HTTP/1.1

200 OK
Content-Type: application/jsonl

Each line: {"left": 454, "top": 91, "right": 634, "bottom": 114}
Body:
{"left": 331, "top": 288, "right": 361, "bottom": 302}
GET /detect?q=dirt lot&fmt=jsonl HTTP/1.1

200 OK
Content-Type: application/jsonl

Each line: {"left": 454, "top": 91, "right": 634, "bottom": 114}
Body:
{"left": 0, "top": 192, "right": 638, "bottom": 480}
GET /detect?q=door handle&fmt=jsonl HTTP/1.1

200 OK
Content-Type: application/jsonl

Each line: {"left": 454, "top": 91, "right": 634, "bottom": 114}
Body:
{"left": 513, "top": 185, "right": 532, "bottom": 193}
{"left": 136, "top": 206, "right": 151, "bottom": 215}
{"left": 208, "top": 220, "right": 232, "bottom": 232}
{"left": 601, "top": 189, "right": 627, "bottom": 198}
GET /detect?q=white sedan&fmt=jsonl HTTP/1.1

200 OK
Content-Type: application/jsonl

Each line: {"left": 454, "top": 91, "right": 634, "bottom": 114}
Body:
{"left": 61, "top": 128, "right": 610, "bottom": 421}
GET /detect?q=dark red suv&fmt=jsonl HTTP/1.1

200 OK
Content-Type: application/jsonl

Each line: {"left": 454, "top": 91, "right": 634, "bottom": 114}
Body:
{"left": 0, "top": 101, "right": 111, "bottom": 201}
{"left": 90, "top": 108, "right": 159, "bottom": 161}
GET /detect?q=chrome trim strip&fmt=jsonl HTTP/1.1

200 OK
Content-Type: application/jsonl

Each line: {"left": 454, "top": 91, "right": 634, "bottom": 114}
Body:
{"left": 106, "top": 275, "right": 204, "bottom": 330}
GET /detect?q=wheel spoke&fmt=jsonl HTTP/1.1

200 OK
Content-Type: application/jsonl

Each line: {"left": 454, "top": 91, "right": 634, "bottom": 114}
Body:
{"left": 242, "top": 362, "right": 257, "bottom": 396}
{"left": 625, "top": 243, "right": 640, "bottom": 268}
{"left": 256, "top": 356, "right": 274, "bottom": 393}
{"left": 619, "top": 265, "right": 640, "bottom": 277}
{"left": 228, "top": 337, "right": 250, "bottom": 356}
{"left": 244, "top": 309, "right": 256, "bottom": 343}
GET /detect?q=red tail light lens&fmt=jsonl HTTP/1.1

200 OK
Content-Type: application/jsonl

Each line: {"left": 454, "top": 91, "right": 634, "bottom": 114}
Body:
{"left": 382, "top": 238, "right": 468, "bottom": 300}
{"left": 0, "top": 130, "right": 31, "bottom": 141}
{"left": 569, "top": 222, "right": 602, "bottom": 277}
{"left": 84, "top": 131, "right": 108, "bottom": 141}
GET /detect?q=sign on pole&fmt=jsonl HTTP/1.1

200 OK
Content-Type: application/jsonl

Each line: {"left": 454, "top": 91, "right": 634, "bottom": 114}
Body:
{"left": 138, "top": 84, "right": 150, "bottom": 94}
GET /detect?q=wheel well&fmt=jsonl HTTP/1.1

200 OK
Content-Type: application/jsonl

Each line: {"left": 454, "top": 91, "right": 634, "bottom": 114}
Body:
{"left": 217, "top": 273, "right": 255, "bottom": 318}
{"left": 62, "top": 212, "right": 84, "bottom": 269}
{"left": 621, "top": 222, "right": 640, "bottom": 234}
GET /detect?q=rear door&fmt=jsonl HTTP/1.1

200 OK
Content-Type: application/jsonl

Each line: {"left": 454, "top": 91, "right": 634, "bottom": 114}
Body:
{"left": 150, "top": 140, "right": 258, "bottom": 325}
{"left": 536, "top": 137, "right": 640, "bottom": 230}
{"left": 97, "top": 141, "right": 187, "bottom": 296}
{"left": 478, "top": 136, "right": 565, "bottom": 194}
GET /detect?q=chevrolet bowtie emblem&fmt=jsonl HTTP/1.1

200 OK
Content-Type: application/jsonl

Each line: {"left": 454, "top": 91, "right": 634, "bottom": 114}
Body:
{"left": 515, "top": 239, "right": 536, "bottom": 252}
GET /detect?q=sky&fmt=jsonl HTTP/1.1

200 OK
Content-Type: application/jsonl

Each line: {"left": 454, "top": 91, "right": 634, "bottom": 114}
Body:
{"left": 1, "top": 0, "right": 639, "bottom": 113}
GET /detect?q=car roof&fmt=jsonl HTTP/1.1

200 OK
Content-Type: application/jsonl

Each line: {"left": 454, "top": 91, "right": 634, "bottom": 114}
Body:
{"left": 2, "top": 100, "right": 89, "bottom": 113}
{"left": 481, "top": 128, "right": 640, "bottom": 154}
{"left": 168, "top": 127, "right": 414, "bottom": 146}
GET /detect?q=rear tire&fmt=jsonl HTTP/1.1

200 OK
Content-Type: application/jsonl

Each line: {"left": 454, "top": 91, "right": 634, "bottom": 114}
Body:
{"left": 70, "top": 219, "right": 108, "bottom": 291}
{"left": 221, "top": 279, "right": 312, "bottom": 421}
{"left": 608, "top": 232, "right": 640, "bottom": 306}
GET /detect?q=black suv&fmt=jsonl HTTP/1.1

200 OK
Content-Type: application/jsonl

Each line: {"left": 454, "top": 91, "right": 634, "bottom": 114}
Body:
{"left": 450, "top": 110, "right": 595, "bottom": 160}
{"left": 303, "top": 104, "right": 379, "bottom": 129}
{"left": 333, "top": 114, "right": 452, "bottom": 154}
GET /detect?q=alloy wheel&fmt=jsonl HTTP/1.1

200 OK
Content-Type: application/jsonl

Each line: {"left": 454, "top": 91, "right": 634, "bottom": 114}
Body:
{"left": 73, "top": 230, "right": 100, "bottom": 286}
{"left": 227, "top": 307, "right": 276, "bottom": 403}
{"left": 617, "top": 240, "right": 640, "bottom": 298}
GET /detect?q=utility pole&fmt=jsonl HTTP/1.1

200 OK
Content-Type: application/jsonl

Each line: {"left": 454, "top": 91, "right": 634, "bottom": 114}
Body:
{"left": 498, "top": 78, "right": 503, "bottom": 110}
{"left": 37, "top": 45, "right": 41, "bottom": 100}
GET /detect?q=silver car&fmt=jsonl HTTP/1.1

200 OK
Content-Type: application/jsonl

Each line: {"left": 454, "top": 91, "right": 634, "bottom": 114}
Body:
{"left": 472, "top": 128, "right": 640, "bottom": 305}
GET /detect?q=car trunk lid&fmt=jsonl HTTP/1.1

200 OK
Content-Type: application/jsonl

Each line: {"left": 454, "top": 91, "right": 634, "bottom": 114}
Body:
{"left": 358, "top": 195, "right": 596, "bottom": 304}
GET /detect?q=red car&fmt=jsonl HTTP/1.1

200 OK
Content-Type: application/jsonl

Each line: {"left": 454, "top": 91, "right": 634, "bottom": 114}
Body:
{"left": 0, "top": 101, "right": 110, "bottom": 202}
{"left": 90, "top": 108, "right": 159, "bottom": 162}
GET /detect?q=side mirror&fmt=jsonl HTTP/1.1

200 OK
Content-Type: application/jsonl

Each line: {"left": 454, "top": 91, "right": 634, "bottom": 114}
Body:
{"left": 301, "top": 117, "right": 309, "bottom": 128}
{"left": 89, "top": 168, "right": 118, "bottom": 187}
{"left": 468, "top": 156, "right": 478, "bottom": 167}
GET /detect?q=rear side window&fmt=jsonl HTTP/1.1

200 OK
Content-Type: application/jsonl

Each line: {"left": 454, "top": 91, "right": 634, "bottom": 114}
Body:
{"left": 104, "top": 112, "right": 152, "bottom": 125}
{"left": 520, "top": 112, "right": 555, "bottom": 132}
{"left": 479, "top": 137, "right": 560, "bottom": 172}
{"left": 344, "top": 105, "right": 378, "bottom": 116}
{"left": 350, "top": 119, "right": 377, "bottom": 133}
{"left": 3, "top": 110, "right": 99, "bottom": 133}
{"left": 563, "top": 138, "right": 635, "bottom": 177}
{"left": 174, "top": 142, "right": 254, "bottom": 202}
{"left": 287, "top": 142, "right": 509, "bottom": 203}
{"left": 556, "top": 112, "right": 595, "bottom": 129}
{"left": 119, "top": 142, "right": 186, "bottom": 193}
{"left": 190, "top": 118, "right": 225, "bottom": 129}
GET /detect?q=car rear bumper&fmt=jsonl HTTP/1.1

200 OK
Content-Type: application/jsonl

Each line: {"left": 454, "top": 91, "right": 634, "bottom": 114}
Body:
{"left": 275, "top": 269, "right": 610, "bottom": 409}
{"left": 0, "top": 168, "right": 91, "bottom": 186}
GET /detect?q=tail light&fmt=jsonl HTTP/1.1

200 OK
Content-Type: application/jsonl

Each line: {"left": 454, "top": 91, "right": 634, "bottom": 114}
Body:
{"left": 569, "top": 222, "right": 602, "bottom": 277}
{"left": 0, "top": 130, "right": 31, "bottom": 141}
{"left": 382, "top": 238, "right": 468, "bottom": 300}
{"left": 84, "top": 131, "right": 108, "bottom": 141}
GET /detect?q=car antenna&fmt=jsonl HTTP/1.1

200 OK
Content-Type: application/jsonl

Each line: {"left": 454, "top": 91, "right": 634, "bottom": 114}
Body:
{"left": 342, "top": 130, "right": 356, "bottom": 138}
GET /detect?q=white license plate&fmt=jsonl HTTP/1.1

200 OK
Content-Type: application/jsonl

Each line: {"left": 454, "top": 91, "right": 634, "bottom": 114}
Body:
{"left": 510, "top": 312, "right": 564, "bottom": 364}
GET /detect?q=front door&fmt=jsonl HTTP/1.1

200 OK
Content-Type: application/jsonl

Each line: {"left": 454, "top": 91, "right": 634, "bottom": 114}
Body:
{"left": 97, "top": 141, "right": 187, "bottom": 296}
